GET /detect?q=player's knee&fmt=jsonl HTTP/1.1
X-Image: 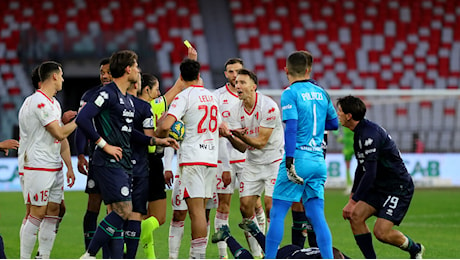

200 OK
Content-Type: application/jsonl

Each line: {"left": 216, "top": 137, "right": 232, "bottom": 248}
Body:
{"left": 173, "top": 210, "right": 187, "bottom": 221}
{"left": 239, "top": 204, "right": 251, "bottom": 217}
{"left": 349, "top": 211, "right": 367, "bottom": 225}
{"left": 87, "top": 194, "right": 102, "bottom": 212}
{"left": 373, "top": 226, "right": 391, "bottom": 243}
{"left": 217, "top": 202, "right": 230, "bottom": 213}
{"left": 157, "top": 215, "right": 166, "bottom": 225}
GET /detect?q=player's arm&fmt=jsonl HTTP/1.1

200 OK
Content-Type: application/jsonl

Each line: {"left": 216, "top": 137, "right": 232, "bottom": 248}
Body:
{"left": 162, "top": 45, "right": 197, "bottom": 105}
{"left": 76, "top": 100, "right": 123, "bottom": 161}
{"left": 219, "top": 122, "right": 248, "bottom": 153}
{"left": 155, "top": 114, "right": 176, "bottom": 138}
{"left": 74, "top": 127, "right": 89, "bottom": 175}
{"left": 0, "top": 139, "right": 19, "bottom": 155}
{"left": 60, "top": 138, "right": 75, "bottom": 188}
{"left": 163, "top": 146, "right": 175, "bottom": 188}
{"left": 232, "top": 126, "right": 273, "bottom": 150}
{"left": 45, "top": 120, "right": 77, "bottom": 141}
{"left": 218, "top": 138, "right": 232, "bottom": 187}
{"left": 163, "top": 77, "right": 187, "bottom": 106}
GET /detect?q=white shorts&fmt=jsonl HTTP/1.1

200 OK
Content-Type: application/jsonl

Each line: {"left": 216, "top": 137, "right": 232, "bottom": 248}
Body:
{"left": 216, "top": 162, "right": 243, "bottom": 195}
{"left": 239, "top": 160, "right": 280, "bottom": 198}
{"left": 22, "top": 169, "right": 64, "bottom": 206}
{"left": 171, "top": 166, "right": 218, "bottom": 211}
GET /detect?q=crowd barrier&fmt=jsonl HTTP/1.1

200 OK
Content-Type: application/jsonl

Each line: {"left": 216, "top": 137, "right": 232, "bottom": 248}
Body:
{"left": 0, "top": 153, "right": 458, "bottom": 192}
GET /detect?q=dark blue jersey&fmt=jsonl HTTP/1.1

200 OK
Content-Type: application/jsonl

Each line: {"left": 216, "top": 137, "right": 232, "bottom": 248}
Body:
{"left": 75, "top": 85, "right": 103, "bottom": 156}
{"left": 351, "top": 119, "right": 412, "bottom": 201}
{"left": 76, "top": 82, "right": 135, "bottom": 172}
{"left": 131, "top": 95, "right": 154, "bottom": 177}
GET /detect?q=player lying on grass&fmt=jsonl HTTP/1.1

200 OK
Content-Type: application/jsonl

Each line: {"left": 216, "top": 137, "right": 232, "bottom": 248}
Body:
{"left": 212, "top": 219, "right": 349, "bottom": 259}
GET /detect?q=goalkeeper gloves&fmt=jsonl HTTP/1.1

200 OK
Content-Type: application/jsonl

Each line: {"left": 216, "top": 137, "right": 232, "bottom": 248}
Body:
{"left": 286, "top": 157, "right": 304, "bottom": 185}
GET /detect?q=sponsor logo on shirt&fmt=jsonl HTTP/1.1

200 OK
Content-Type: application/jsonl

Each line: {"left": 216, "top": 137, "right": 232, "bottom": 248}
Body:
{"left": 364, "top": 138, "right": 373, "bottom": 146}
{"left": 122, "top": 109, "right": 135, "bottom": 118}
{"left": 222, "top": 111, "right": 230, "bottom": 118}
{"left": 282, "top": 104, "right": 292, "bottom": 110}
{"left": 199, "top": 139, "right": 216, "bottom": 150}
{"left": 365, "top": 148, "right": 376, "bottom": 155}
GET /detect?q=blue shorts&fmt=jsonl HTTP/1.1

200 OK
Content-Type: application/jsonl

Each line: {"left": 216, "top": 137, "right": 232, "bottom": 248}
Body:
{"left": 131, "top": 175, "right": 149, "bottom": 215}
{"left": 272, "top": 157, "right": 327, "bottom": 203}
{"left": 92, "top": 165, "right": 132, "bottom": 205}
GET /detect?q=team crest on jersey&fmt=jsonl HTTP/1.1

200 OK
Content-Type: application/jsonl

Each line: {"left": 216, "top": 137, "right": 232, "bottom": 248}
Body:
{"left": 268, "top": 107, "right": 275, "bottom": 113}
{"left": 223, "top": 99, "right": 229, "bottom": 104}
{"left": 154, "top": 97, "right": 162, "bottom": 104}
{"left": 255, "top": 112, "right": 259, "bottom": 120}
{"left": 240, "top": 116, "right": 245, "bottom": 122}
{"left": 95, "top": 91, "right": 108, "bottom": 107}
{"left": 37, "top": 103, "right": 45, "bottom": 109}
{"left": 40, "top": 109, "right": 49, "bottom": 119}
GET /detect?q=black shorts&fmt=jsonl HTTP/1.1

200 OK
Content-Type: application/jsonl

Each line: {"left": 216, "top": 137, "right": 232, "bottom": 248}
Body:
{"left": 131, "top": 175, "right": 149, "bottom": 215}
{"left": 92, "top": 165, "right": 132, "bottom": 205}
{"left": 363, "top": 185, "right": 414, "bottom": 225}
{"left": 148, "top": 153, "right": 167, "bottom": 201}
{"left": 85, "top": 159, "right": 101, "bottom": 194}
{"left": 85, "top": 164, "right": 101, "bottom": 194}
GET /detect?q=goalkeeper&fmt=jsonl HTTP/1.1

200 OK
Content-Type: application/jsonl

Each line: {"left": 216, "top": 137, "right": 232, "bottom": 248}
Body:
{"left": 266, "top": 51, "right": 338, "bottom": 259}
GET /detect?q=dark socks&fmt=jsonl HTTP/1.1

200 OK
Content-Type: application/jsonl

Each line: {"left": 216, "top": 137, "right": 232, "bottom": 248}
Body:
{"left": 123, "top": 220, "right": 141, "bottom": 259}
{"left": 291, "top": 210, "right": 307, "bottom": 247}
{"left": 87, "top": 211, "right": 124, "bottom": 256}
{"left": 83, "top": 210, "right": 99, "bottom": 249}
{"left": 354, "top": 233, "right": 376, "bottom": 259}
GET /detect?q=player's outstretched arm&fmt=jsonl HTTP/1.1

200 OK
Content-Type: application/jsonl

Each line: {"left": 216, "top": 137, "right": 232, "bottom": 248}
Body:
{"left": 152, "top": 137, "right": 179, "bottom": 150}
{"left": 46, "top": 120, "right": 77, "bottom": 141}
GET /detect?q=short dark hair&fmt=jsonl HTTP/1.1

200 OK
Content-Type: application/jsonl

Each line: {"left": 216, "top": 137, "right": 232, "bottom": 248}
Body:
{"left": 38, "top": 61, "right": 62, "bottom": 82}
{"left": 224, "top": 58, "right": 244, "bottom": 70}
{"left": 109, "top": 50, "right": 138, "bottom": 78}
{"left": 141, "top": 73, "right": 158, "bottom": 92}
{"left": 31, "top": 66, "right": 40, "bottom": 89}
{"left": 286, "top": 51, "right": 313, "bottom": 77}
{"left": 99, "top": 58, "right": 110, "bottom": 67}
{"left": 237, "top": 68, "right": 258, "bottom": 85}
{"left": 336, "top": 95, "right": 367, "bottom": 121}
{"left": 180, "top": 58, "right": 200, "bottom": 82}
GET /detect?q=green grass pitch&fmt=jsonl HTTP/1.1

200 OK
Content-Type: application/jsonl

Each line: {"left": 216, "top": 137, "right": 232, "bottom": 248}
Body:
{"left": 1, "top": 188, "right": 459, "bottom": 258}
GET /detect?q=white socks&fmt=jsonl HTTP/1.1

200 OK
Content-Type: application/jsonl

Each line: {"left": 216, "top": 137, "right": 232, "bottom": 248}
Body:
{"left": 37, "top": 216, "right": 60, "bottom": 258}
{"left": 215, "top": 211, "right": 229, "bottom": 258}
{"left": 20, "top": 215, "right": 41, "bottom": 259}
{"left": 168, "top": 220, "right": 184, "bottom": 259}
